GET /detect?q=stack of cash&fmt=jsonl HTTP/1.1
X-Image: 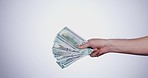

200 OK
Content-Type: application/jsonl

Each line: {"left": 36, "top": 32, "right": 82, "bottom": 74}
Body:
{"left": 52, "top": 27, "right": 93, "bottom": 69}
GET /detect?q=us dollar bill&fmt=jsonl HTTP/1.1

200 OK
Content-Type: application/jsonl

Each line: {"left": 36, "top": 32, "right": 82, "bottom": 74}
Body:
{"left": 57, "top": 27, "right": 93, "bottom": 55}
{"left": 52, "top": 27, "right": 93, "bottom": 69}
{"left": 53, "top": 37, "right": 78, "bottom": 52}
{"left": 56, "top": 53, "right": 83, "bottom": 61}
{"left": 52, "top": 48, "right": 80, "bottom": 58}
{"left": 56, "top": 55, "right": 85, "bottom": 69}
{"left": 57, "top": 27, "right": 85, "bottom": 48}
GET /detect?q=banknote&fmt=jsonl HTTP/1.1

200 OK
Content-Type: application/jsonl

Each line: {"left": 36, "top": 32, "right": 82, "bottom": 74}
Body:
{"left": 52, "top": 48, "right": 81, "bottom": 58}
{"left": 52, "top": 27, "right": 93, "bottom": 69}
{"left": 57, "top": 27, "right": 93, "bottom": 55}
{"left": 53, "top": 37, "right": 77, "bottom": 52}
{"left": 57, "top": 27, "right": 85, "bottom": 49}
{"left": 56, "top": 53, "right": 83, "bottom": 61}
{"left": 56, "top": 55, "right": 85, "bottom": 69}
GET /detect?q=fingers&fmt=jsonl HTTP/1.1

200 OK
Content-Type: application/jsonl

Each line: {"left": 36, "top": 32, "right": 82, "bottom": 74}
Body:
{"left": 90, "top": 48, "right": 100, "bottom": 57}
{"left": 90, "top": 47, "right": 108, "bottom": 57}
{"left": 78, "top": 42, "right": 90, "bottom": 49}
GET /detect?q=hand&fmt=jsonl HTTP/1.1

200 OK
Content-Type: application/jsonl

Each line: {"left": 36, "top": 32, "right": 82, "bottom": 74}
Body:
{"left": 78, "top": 38, "right": 110, "bottom": 57}
{"left": 78, "top": 36, "right": 148, "bottom": 57}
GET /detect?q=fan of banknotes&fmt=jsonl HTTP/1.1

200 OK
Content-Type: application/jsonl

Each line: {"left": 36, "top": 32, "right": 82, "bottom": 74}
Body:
{"left": 52, "top": 27, "right": 93, "bottom": 69}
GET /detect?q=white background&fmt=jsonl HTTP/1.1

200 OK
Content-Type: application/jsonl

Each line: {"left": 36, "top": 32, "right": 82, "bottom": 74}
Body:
{"left": 0, "top": 0, "right": 148, "bottom": 78}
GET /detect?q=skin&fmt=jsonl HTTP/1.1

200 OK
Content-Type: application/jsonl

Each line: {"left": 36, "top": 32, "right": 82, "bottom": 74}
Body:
{"left": 78, "top": 36, "right": 148, "bottom": 57}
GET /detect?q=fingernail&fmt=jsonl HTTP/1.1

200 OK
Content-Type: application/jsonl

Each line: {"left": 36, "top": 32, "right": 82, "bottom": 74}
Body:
{"left": 77, "top": 45, "right": 82, "bottom": 48}
{"left": 90, "top": 54, "right": 95, "bottom": 57}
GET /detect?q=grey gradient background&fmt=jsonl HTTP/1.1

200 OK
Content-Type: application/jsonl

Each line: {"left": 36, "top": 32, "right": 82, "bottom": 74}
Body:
{"left": 0, "top": 0, "right": 148, "bottom": 78}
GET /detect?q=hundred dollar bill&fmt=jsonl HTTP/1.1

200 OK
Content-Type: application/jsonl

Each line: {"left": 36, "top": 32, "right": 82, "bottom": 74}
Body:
{"left": 52, "top": 48, "right": 80, "bottom": 58}
{"left": 58, "top": 27, "right": 85, "bottom": 49}
{"left": 52, "top": 27, "right": 93, "bottom": 69}
{"left": 56, "top": 55, "right": 85, "bottom": 69}
{"left": 53, "top": 37, "right": 77, "bottom": 52}
{"left": 52, "top": 48, "right": 84, "bottom": 62}
{"left": 56, "top": 53, "right": 83, "bottom": 61}
{"left": 53, "top": 36, "right": 92, "bottom": 55}
{"left": 57, "top": 27, "right": 93, "bottom": 55}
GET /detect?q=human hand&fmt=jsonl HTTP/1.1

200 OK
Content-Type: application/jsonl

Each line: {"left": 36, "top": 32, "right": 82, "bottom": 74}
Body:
{"left": 78, "top": 38, "right": 110, "bottom": 57}
{"left": 79, "top": 36, "right": 148, "bottom": 56}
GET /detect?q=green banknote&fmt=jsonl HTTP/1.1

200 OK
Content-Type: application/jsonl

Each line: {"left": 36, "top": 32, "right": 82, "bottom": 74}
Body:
{"left": 52, "top": 27, "right": 93, "bottom": 69}
{"left": 57, "top": 27, "right": 93, "bottom": 55}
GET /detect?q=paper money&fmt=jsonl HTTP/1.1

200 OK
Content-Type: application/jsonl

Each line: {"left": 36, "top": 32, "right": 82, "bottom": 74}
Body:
{"left": 52, "top": 27, "right": 93, "bottom": 68}
{"left": 53, "top": 37, "right": 77, "bottom": 52}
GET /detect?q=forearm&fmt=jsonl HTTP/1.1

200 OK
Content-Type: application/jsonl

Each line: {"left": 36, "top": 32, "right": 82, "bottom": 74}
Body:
{"left": 108, "top": 36, "right": 148, "bottom": 55}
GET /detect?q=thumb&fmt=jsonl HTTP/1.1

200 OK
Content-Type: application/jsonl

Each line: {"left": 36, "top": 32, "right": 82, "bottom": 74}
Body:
{"left": 78, "top": 42, "right": 90, "bottom": 49}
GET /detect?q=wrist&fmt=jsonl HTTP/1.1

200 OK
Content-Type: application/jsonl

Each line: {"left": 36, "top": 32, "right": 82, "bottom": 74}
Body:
{"left": 105, "top": 39, "right": 116, "bottom": 52}
{"left": 107, "top": 39, "right": 136, "bottom": 53}
{"left": 106, "top": 39, "right": 129, "bottom": 53}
